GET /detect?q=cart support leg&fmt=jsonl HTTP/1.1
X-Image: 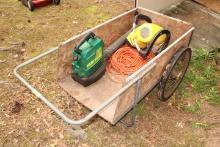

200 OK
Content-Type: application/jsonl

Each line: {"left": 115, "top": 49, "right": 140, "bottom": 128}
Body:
{"left": 120, "top": 79, "right": 141, "bottom": 127}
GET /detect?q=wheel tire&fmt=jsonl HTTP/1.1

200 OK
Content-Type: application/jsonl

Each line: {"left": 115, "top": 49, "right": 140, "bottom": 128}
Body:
{"left": 53, "top": 0, "right": 60, "bottom": 5}
{"left": 158, "top": 47, "right": 192, "bottom": 101}
{"left": 27, "top": 0, "right": 35, "bottom": 11}
{"left": 21, "top": 0, "right": 28, "bottom": 6}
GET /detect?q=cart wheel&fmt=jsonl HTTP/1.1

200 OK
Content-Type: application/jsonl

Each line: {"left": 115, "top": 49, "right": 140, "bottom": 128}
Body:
{"left": 53, "top": 0, "right": 60, "bottom": 5}
{"left": 158, "top": 47, "right": 192, "bottom": 101}
{"left": 27, "top": 0, "right": 35, "bottom": 11}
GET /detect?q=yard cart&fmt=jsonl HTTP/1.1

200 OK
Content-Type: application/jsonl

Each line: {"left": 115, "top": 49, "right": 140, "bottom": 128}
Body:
{"left": 14, "top": 4, "right": 194, "bottom": 128}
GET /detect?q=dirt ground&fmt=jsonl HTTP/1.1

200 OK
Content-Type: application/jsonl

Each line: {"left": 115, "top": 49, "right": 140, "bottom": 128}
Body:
{"left": 0, "top": 0, "right": 220, "bottom": 147}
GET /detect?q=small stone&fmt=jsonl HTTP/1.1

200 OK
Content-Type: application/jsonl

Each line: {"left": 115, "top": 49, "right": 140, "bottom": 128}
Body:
{"left": 21, "top": 48, "right": 26, "bottom": 53}
{"left": 0, "top": 60, "right": 6, "bottom": 64}
{"left": 13, "top": 139, "right": 18, "bottom": 143}
{"left": 72, "top": 21, "right": 78, "bottom": 24}
{"left": 36, "top": 108, "right": 41, "bottom": 113}
{"left": 59, "top": 133, "right": 64, "bottom": 139}
{"left": 35, "top": 128, "right": 40, "bottom": 132}
{"left": 171, "top": 5, "right": 177, "bottom": 8}
{"left": 13, "top": 54, "right": 19, "bottom": 58}
{"left": 176, "top": 122, "right": 184, "bottom": 128}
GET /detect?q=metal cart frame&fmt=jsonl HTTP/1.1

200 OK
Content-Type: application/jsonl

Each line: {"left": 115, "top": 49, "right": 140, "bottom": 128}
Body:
{"left": 14, "top": 6, "right": 194, "bottom": 128}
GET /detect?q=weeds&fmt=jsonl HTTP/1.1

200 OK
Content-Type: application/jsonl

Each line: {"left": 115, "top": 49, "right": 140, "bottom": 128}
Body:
{"left": 87, "top": 130, "right": 97, "bottom": 142}
{"left": 176, "top": 48, "right": 220, "bottom": 111}
{"left": 192, "top": 122, "right": 209, "bottom": 129}
{"left": 184, "top": 130, "right": 203, "bottom": 147}
{"left": 183, "top": 100, "right": 201, "bottom": 113}
{"left": 188, "top": 49, "right": 218, "bottom": 94}
{"left": 192, "top": 66, "right": 216, "bottom": 93}
{"left": 205, "top": 87, "right": 220, "bottom": 105}
{"left": 136, "top": 102, "right": 146, "bottom": 117}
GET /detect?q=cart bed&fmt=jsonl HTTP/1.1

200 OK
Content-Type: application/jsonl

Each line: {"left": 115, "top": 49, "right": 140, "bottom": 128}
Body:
{"left": 59, "top": 74, "right": 124, "bottom": 122}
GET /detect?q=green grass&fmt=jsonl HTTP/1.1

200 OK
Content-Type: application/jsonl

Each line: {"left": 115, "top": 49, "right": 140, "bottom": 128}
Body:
{"left": 183, "top": 100, "right": 201, "bottom": 113}
{"left": 205, "top": 87, "right": 220, "bottom": 105}
{"left": 185, "top": 49, "right": 219, "bottom": 93}
{"left": 87, "top": 130, "right": 97, "bottom": 142}
{"left": 136, "top": 101, "right": 146, "bottom": 117}
{"left": 183, "top": 130, "right": 203, "bottom": 147}
{"left": 192, "top": 122, "right": 209, "bottom": 129}
{"left": 176, "top": 48, "right": 220, "bottom": 111}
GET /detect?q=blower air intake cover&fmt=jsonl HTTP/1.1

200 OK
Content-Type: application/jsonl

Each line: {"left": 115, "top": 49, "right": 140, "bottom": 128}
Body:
{"left": 127, "top": 23, "right": 166, "bottom": 49}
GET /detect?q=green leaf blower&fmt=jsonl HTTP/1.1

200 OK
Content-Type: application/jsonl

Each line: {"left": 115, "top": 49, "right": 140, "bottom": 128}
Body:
{"left": 71, "top": 32, "right": 106, "bottom": 87}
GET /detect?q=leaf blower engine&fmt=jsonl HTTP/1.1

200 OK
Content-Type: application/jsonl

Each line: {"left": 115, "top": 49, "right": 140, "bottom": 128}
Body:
{"left": 126, "top": 14, "right": 171, "bottom": 59}
{"left": 71, "top": 32, "right": 106, "bottom": 87}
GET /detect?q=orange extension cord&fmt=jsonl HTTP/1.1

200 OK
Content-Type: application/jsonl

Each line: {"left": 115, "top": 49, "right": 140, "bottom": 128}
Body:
{"left": 107, "top": 45, "right": 155, "bottom": 75}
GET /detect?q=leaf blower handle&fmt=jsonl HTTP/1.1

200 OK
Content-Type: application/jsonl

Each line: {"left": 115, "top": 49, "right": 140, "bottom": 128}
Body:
{"left": 75, "top": 32, "right": 95, "bottom": 53}
{"left": 134, "top": 14, "right": 152, "bottom": 26}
